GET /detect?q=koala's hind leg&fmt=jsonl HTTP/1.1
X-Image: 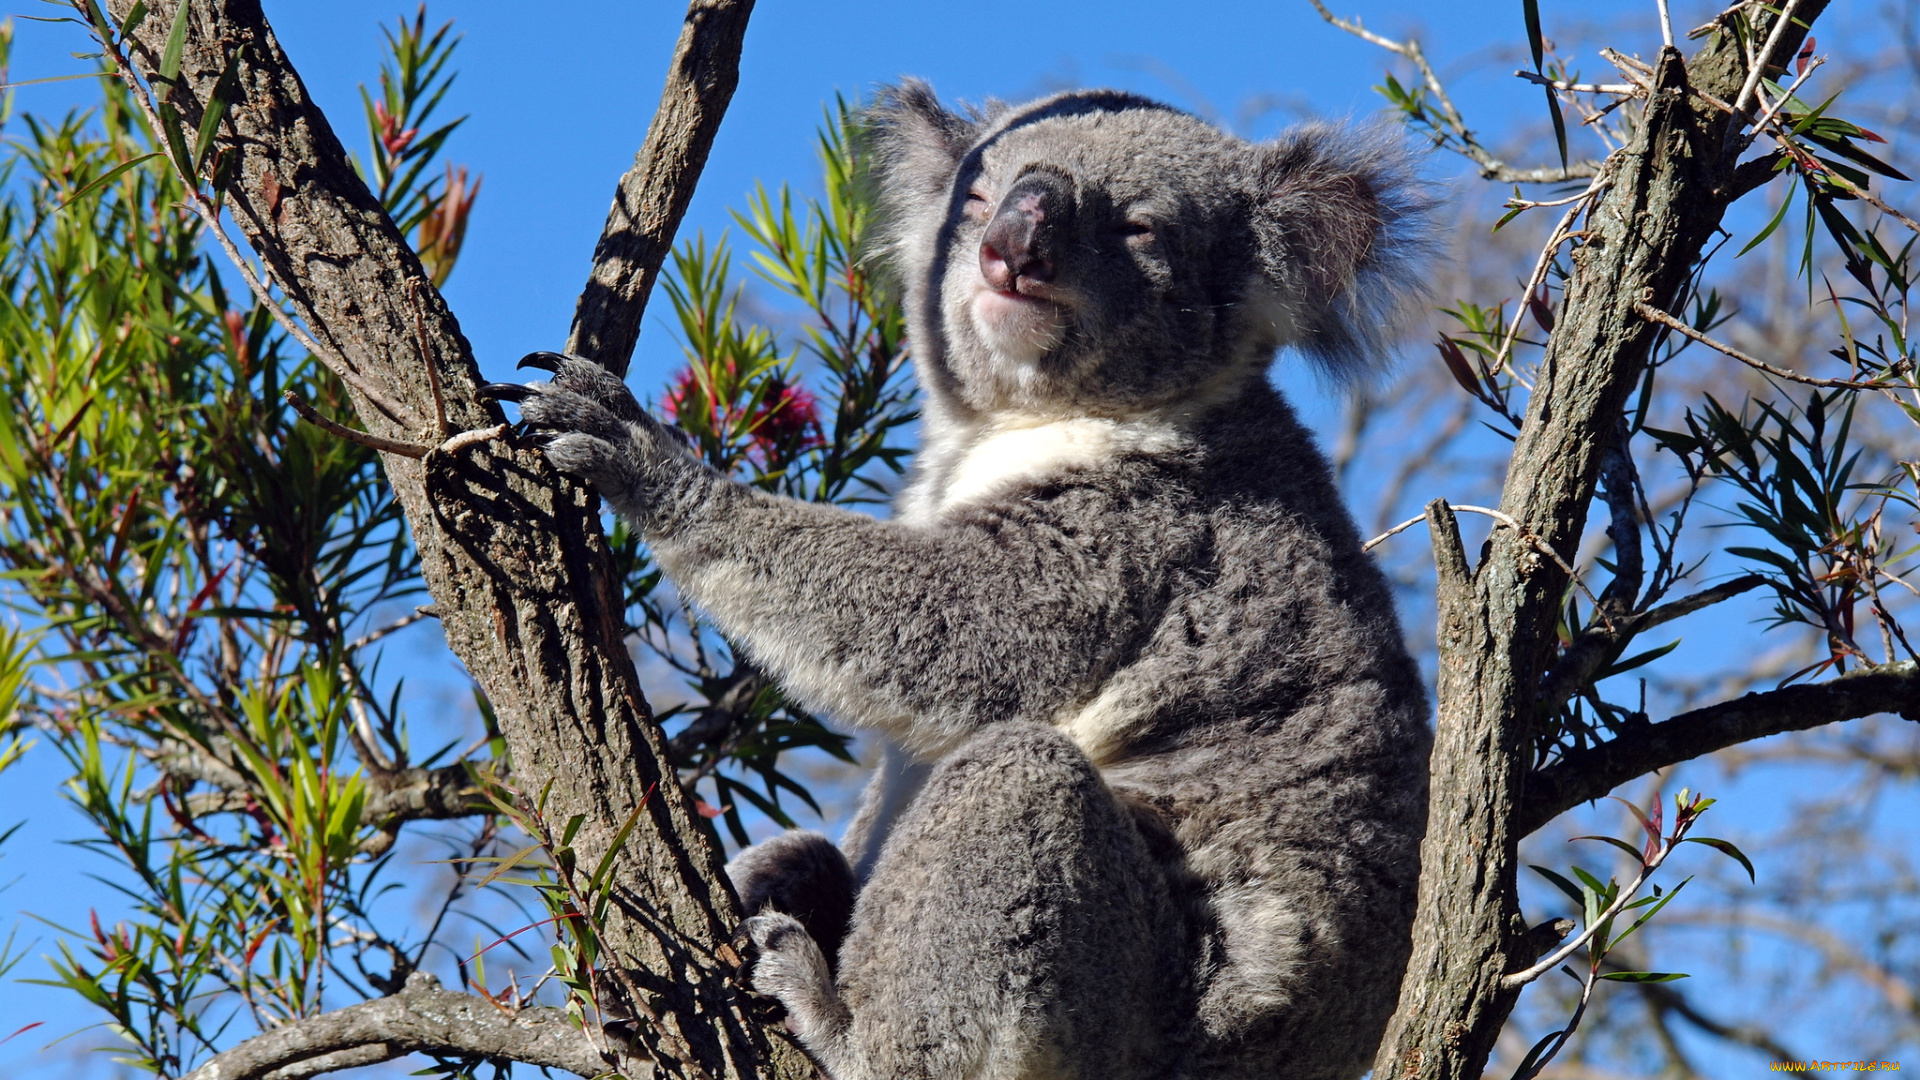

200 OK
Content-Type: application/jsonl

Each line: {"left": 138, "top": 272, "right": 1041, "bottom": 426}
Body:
{"left": 751, "top": 721, "right": 1193, "bottom": 1080}
{"left": 728, "top": 831, "right": 857, "bottom": 970}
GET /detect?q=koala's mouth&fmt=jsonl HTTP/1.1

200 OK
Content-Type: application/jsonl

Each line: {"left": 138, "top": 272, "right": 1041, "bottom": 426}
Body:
{"left": 971, "top": 285, "right": 1068, "bottom": 363}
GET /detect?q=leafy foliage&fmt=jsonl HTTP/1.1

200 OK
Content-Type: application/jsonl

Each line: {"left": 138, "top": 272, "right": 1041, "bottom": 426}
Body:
{"left": 0, "top": 8, "right": 914, "bottom": 1074}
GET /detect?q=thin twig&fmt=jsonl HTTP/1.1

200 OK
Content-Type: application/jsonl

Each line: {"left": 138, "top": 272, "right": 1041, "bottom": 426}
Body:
{"left": 1308, "top": 0, "right": 1598, "bottom": 183}
{"left": 1504, "top": 843, "right": 1674, "bottom": 987}
{"left": 1655, "top": 0, "right": 1675, "bottom": 49}
{"left": 1494, "top": 169, "right": 1612, "bottom": 380}
{"left": 1688, "top": 0, "right": 1761, "bottom": 40}
{"left": 1726, "top": 0, "right": 1805, "bottom": 137}
{"left": 410, "top": 280, "right": 452, "bottom": 440}
{"left": 436, "top": 424, "right": 510, "bottom": 456}
{"left": 1514, "top": 71, "right": 1640, "bottom": 96}
{"left": 1365, "top": 502, "right": 1616, "bottom": 629}
{"left": 285, "top": 391, "right": 431, "bottom": 459}
{"left": 1635, "top": 302, "right": 1904, "bottom": 389}
{"left": 1747, "top": 54, "right": 1824, "bottom": 140}
{"left": 348, "top": 607, "right": 440, "bottom": 653}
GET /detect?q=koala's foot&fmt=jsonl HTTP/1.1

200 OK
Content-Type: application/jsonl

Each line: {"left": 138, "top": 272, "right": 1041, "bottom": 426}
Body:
{"left": 478, "top": 351, "right": 701, "bottom": 526}
{"left": 740, "top": 912, "right": 855, "bottom": 1078}
{"left": 726, "top": 831, "right": 857, "bottom": 970}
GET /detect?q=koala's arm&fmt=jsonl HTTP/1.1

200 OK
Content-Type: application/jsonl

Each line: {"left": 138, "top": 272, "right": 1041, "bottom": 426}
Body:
{"left": 491, "top": 355, "right": 1146, "bottom": 757}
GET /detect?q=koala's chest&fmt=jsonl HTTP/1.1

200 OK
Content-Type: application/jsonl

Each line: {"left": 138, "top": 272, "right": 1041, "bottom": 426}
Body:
{"left": 894, "top": 416, "right": 1185, "bottom": 526}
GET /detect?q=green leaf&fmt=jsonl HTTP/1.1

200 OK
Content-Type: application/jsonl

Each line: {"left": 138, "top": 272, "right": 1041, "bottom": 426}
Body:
{"left": 1599, "top": 970, "right": 1690, "bottom": 982}
{"left": 1572, "top": 835, "right": 1648, "bottom": 862}
{"left": 159, "top": 0, "right": 191, "bottom": 85}
{"left": 1739, "top": 185, "right": 1796, "bottom": 256}
{"left": 192, "top": 52, "right": 241, "bottom": 173}
{"left": 54, "top": 153, "right": 164, "bottom": 213}
{"left": 1683, "top": 836, "right": 1757, "bottom": 882}
{"left": 1530, "top": 864, "right": 1585, "bottom": 908}
{"left": 1522, "top": 0, "right": 1545, "bottom": 71}
{"left": 1597, "top": 638, "right": 1682, "bottom": 680}
{"left": 1611, "top": 876, "right": 1690, "bottom": 949}
{"left": 1508, "top": 1029, "right": 1562, "bottom": 1080}
{"left": 1545, "top": 86, "right": 1568, "bottom": 171}
{"left": 121, "top": 1, "right": 151, "bottom": 37}
{"left": 587, "top": 792, "right": 652, "bottom": 895}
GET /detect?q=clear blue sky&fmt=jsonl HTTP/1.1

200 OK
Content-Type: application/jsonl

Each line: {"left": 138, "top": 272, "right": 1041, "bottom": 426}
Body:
{"left": 3, "top": 1, "right": 1893, "bottom": 1078}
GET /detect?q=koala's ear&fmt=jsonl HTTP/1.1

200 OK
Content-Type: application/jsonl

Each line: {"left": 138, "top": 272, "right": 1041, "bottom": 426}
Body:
{"left": 1249, "top": 124, "right": 1439, "bottom": 380}
{"left": 861, "top": 79, "right": 981, "bottom": 207}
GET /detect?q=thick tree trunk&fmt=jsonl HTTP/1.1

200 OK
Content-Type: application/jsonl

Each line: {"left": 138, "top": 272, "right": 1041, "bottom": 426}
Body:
{"left": 105, "top": 2, "right": 811, "bottom": 1076}
{"left": 1370, "top": 10, "right": 1828, "bottom": 1080}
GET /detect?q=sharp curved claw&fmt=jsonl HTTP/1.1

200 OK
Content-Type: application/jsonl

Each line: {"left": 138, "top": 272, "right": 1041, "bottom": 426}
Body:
{"left": 516, "top": 351, "right": 570, "bottom": 373}
{"left": 477, "top": 382, "right": 532, "bottom": 403}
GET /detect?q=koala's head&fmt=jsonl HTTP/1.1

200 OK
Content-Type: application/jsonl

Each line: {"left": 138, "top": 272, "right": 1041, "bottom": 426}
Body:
{"left": 862, "top": 81, "right": 1435, "bottom": 420}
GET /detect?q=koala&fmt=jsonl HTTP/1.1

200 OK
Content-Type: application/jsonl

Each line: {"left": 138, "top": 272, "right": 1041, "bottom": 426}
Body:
{"left": 488, "top": 81, "right": 1435, "bottom": 1080}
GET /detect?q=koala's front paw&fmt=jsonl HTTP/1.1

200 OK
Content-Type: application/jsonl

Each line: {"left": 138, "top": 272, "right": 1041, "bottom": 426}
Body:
{"left": 479, "top": 351, "right": 688, "bottom": 524}
{"left": 739, "top": 913, "right": 849, "bottom": 1042}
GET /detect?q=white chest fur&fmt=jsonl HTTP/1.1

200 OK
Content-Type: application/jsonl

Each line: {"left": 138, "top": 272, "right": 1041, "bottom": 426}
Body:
{"left": 895, "top": 415, "right": 1188, "bottom": 526}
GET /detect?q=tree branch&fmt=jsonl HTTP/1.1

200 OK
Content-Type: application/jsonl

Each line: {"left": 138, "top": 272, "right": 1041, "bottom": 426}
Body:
{"left": 1520, "top": 661, "right": 1920, "bottom": 836}
{"left": 1535, "top": 574, "right": 1767, "bottom": 719}
{"left": 564, "top": 0, "right": 754, "bottom": 376}
{"left": 181, "top": 973, "right": 615, "bottom": 1080}
{"left": 1370, "top": 4, "right": 1830, "bottom": 1079}
{"left": 100, "top": 2, "right": 807, "bottom": 1076}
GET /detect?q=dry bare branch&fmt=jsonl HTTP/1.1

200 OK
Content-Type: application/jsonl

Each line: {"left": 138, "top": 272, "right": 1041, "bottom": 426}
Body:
{"left": 1520, "top": 661, "right": 1920, "bottom": 835}
{"left": 564, "top": 0, "right": 756, "bottom": 375}
{"left": 179, "top": 973, "right": 615, "bottom": 1080}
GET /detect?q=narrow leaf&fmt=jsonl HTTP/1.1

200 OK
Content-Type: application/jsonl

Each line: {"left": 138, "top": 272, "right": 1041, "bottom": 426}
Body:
{"left": 1530, "top": 864, "right": 1585, "bottom": 908}
{"left": 159, "top": 0, "right": 191, "bottom": 84}
{"left": 1682, "top": 836, "right": 1757, "bottom": 882}
{"left": 54, "top": 154, "right": 163, "bottom": 213}
{"left": 1522, "top": 0, "right": 1545, "bottom": 71}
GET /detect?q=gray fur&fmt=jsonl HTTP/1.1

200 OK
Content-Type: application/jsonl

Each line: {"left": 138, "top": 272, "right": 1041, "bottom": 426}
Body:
{"left": 507, "top": 82, "right": 1435, "bottom": 1080}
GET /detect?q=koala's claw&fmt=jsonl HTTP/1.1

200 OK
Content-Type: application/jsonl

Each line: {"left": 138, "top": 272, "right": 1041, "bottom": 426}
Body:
{"left": 516, "top": 350, "right": 578, "bottom": 373}
{"left": 475, "top": 382, "right": 533, "bottom": 403}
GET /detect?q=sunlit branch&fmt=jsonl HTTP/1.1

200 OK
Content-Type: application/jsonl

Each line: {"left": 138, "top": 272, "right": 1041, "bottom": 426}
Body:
{"left": 1520, "top": 661, "right": 1920, "bottom": 835}
{"left": 1635, "top": 302, "right": 1912, "bottom": 388}
{"left": 179, "top": 973, "right": 616, "bottom": 1080}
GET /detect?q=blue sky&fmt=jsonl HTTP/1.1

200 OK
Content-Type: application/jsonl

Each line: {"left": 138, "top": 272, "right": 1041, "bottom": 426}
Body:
{"left": 4, "top": 1, "right": 1904, "bottom": 1077}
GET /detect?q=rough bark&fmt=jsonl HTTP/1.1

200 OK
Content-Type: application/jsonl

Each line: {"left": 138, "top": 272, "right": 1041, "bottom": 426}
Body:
{"left": 1369, "top": 9, "right": 1830, "bottom": 1080}
{"left": 104, "top": 1, "right": 811, "bottom": 1076}
{"left": 1519, "top": 661, "right": 1920, "bottom": 837}
{"left": 565, "top": 0, "right": 753, "bottom": 376}
{"left": 182, "top": 974, "right": 609, "bottom": 1080}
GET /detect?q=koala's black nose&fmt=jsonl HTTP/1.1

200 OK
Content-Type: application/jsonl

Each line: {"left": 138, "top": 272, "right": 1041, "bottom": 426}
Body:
{"left": 979, "top": 171, "right": 1075, "bottom": 292}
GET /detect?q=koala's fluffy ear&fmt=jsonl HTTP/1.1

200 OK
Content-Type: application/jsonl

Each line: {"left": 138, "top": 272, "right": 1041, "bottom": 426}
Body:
{"left": 867, "top": 79, "right": 990, "bottom": 242}
{"left": 1249, "top": 124, "right": 1438, "bottom": 380}
{"left": 862, "top": 80, "right": 981, "bottom": 204}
